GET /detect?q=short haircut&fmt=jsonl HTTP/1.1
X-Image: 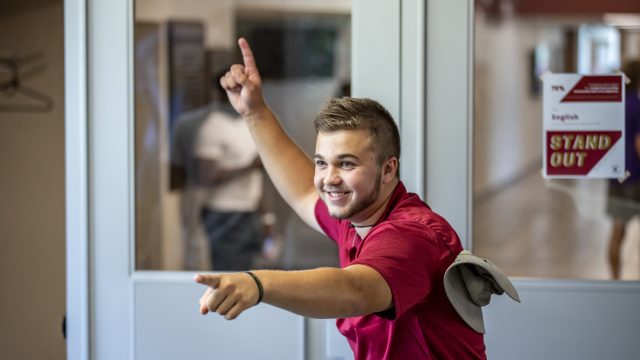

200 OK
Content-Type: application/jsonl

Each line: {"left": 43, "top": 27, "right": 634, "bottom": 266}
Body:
{"left": 314, "top": 97, "right": 401, "bottom": 170}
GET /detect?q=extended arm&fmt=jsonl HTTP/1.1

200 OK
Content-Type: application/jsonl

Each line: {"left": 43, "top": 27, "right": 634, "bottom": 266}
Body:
{"left": 195, "top": 265, "right": 393, "bottom": 320}
{"left": 220, "top": 38, "right": 319, "bottom": 230}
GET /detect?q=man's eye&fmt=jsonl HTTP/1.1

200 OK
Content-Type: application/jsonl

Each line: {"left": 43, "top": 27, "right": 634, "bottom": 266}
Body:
{"left": 315, "top": 160, "right": 326, "bottom": 167}
{"left": 341, "top": 161, "right": 354, "bottom": 169}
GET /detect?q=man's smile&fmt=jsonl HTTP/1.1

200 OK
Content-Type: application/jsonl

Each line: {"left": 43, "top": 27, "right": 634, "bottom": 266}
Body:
{"left": 323, "top": 189, "right": 351, "bottom": 202}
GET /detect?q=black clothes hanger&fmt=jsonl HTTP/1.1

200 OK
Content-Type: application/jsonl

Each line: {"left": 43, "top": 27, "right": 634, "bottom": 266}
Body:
{"left": 0, "top": 56, "right": 54, "bottom": 113}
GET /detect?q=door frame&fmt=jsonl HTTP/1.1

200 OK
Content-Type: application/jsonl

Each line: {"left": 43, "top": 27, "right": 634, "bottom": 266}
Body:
{"left": 66, "top": 0, "right": 425, "bottom": 359}
{"left": 65, "top": 0, "right": 89, "bottom": 358}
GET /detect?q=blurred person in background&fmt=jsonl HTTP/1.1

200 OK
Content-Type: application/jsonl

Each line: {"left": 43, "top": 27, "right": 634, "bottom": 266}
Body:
{"left": 171, "top": 70, "right": 266, "bottom": 271}
{"left": 607, "top": 60, "right": 640, "bottom": 279}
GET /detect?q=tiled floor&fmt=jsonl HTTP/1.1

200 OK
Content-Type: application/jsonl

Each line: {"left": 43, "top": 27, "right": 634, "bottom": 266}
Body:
{"left": 473, "top": 171, "right": 640, "bottom": 281}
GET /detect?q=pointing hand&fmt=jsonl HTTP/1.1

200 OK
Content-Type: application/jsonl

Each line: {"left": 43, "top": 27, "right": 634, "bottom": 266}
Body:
{"left": 195, "top": 272, "right": 261, "bottom": 320}
{"left": 219, "top": 38, "right": 267, "bottom": 118}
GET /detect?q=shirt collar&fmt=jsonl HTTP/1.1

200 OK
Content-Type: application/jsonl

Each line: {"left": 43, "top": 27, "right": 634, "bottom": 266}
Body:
{"left": 369, "top": 180, "right": 406, "bottom": 227}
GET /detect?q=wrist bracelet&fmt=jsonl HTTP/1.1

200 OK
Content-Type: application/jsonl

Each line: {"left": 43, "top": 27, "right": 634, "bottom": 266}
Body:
{"left": 245, "top": 271, "right": 264, "bottom": 305}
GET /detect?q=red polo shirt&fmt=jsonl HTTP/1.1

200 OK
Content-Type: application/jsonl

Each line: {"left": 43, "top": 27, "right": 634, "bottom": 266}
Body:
{"left": 315, "top": 182, "right": 486, "bottom": 360}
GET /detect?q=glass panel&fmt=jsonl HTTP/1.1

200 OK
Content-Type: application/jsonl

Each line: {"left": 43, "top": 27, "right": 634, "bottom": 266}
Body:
{"left": 473, "top": 1, "right": 640, "bottom": 280}
{"left": 134, "top": 0, "right": 351, "bottom": 271}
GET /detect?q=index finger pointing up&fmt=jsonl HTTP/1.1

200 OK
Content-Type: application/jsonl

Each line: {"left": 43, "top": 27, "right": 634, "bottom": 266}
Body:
{"left": 238, "top": 37, "right": 258, "bottom": 74}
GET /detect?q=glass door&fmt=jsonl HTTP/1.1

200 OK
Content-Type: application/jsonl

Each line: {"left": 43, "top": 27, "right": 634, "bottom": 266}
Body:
{"left": 67, "top": 0, "right": 421, "bottom": 359}
{"left": 426, "top": 1, "right": 640, "bottom": 359}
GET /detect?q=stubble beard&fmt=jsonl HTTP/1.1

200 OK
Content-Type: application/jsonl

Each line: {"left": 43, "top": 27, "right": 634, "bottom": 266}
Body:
{"left": 327, "top": 172, "right": 382, "bottom": 220}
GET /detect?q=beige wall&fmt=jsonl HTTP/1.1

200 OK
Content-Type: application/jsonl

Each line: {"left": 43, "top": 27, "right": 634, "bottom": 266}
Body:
{"left": 0, "top": 1, "right": 65, "bottom": 359}
{"left": 474, "top": 15, "right": 566, "bottom": 196}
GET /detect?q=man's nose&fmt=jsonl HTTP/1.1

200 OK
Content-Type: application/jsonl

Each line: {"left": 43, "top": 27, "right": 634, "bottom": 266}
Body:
{"left": 324, "top": 166, "right": 342, "bottom": 185}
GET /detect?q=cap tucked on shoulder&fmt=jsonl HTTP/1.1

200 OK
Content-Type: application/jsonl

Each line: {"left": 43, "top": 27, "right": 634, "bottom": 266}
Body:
{"left": 444, "top": 250, "right": 520, "bottom": 333}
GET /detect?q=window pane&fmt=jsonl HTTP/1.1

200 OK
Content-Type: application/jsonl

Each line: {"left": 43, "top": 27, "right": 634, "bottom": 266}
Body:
{"left": 473, "top": 2, "right": 640, "bottom": 280}
{"left": 134, "top": 0, "right": 351, "bottom": 271}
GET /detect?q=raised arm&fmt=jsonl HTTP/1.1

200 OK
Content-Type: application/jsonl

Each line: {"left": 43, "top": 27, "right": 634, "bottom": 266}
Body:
{"left": 220, "top": 38, "right": 319, "bottom": 230}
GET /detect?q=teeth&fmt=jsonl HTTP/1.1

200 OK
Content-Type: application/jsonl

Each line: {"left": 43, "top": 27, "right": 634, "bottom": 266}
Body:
{"left": 328, "top": 191, "right": 347, "bottom": 199}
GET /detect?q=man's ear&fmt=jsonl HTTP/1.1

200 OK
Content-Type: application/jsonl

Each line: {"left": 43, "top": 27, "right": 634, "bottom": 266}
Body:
{"left": 381, "top": 157, "right": 398, "bottom": 183}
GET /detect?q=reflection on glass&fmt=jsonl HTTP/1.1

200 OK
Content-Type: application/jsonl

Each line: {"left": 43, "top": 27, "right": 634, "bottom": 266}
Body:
{"left": 473, "top": 4, "right": 640, "bottom": 281}
{"left": 134, "top": 0, "right": 351, "bottom": 271}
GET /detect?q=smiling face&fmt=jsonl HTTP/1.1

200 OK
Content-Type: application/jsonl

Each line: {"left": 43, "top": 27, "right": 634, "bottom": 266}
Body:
{"left": 313, "top": 129, "right": 387, "bottom": 222}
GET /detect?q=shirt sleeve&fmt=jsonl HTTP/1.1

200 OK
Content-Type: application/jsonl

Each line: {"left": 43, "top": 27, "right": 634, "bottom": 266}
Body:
{"left": 314, "top": 199, "right": 340, "bottom": 243}
{"left": 633, "top": 100, "right": 640, "bottom": 137}
{"left": 350, "top": 222, "right": 443, "bottom": 319}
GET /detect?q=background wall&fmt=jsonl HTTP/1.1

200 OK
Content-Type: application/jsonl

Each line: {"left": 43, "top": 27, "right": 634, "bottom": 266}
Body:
{"left": 474, "top": 14, "right": 566, "bottom": 196}
{"left": 0, "top": 1, "right": 66, "bottom": 359}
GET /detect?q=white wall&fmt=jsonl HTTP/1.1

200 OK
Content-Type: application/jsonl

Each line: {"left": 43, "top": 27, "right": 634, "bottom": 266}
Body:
{"left": 0, "top": 1, "right": 65, "bottom": 359}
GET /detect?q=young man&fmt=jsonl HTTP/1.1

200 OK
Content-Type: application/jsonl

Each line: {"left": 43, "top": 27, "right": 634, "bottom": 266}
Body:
{"left": 195, "top": 38, "right": 486, "bottom": 359}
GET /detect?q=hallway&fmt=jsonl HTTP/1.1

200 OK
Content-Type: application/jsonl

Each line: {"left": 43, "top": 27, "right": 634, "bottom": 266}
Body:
{"left": 474, "top": 167, "right": 640, "bottom": 281}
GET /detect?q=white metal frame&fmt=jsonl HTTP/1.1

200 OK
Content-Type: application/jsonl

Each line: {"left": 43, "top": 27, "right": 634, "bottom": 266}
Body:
{"left": 325, "top": 1, "right": 426, "bottom": 356}
{"left": 352, "top": 0, "right": 426, "bottom": 197}
{"left": 425, "top": 0, "right": 474, "bottom": 246}
{"left": 88, "top": 0, "right": 134, "bottom": 357}
{"left": 400, "top": 0, "right": 427, "bottom": 198}
{"left": 65, "top": 0, "right": 90, "bottom": 358}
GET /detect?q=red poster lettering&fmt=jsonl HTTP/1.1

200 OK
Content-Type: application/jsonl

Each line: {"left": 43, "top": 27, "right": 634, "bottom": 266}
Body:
{"left": 546, "top": 131, "right": 622, "bottom": 175}
{"left": 561, "top": 76, "right": 622, "bottom": 102}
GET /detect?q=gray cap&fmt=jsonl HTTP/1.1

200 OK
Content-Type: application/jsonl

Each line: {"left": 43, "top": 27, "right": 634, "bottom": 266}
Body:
{"left": 444, "top": 250, "right": 521, "bottom": 333}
